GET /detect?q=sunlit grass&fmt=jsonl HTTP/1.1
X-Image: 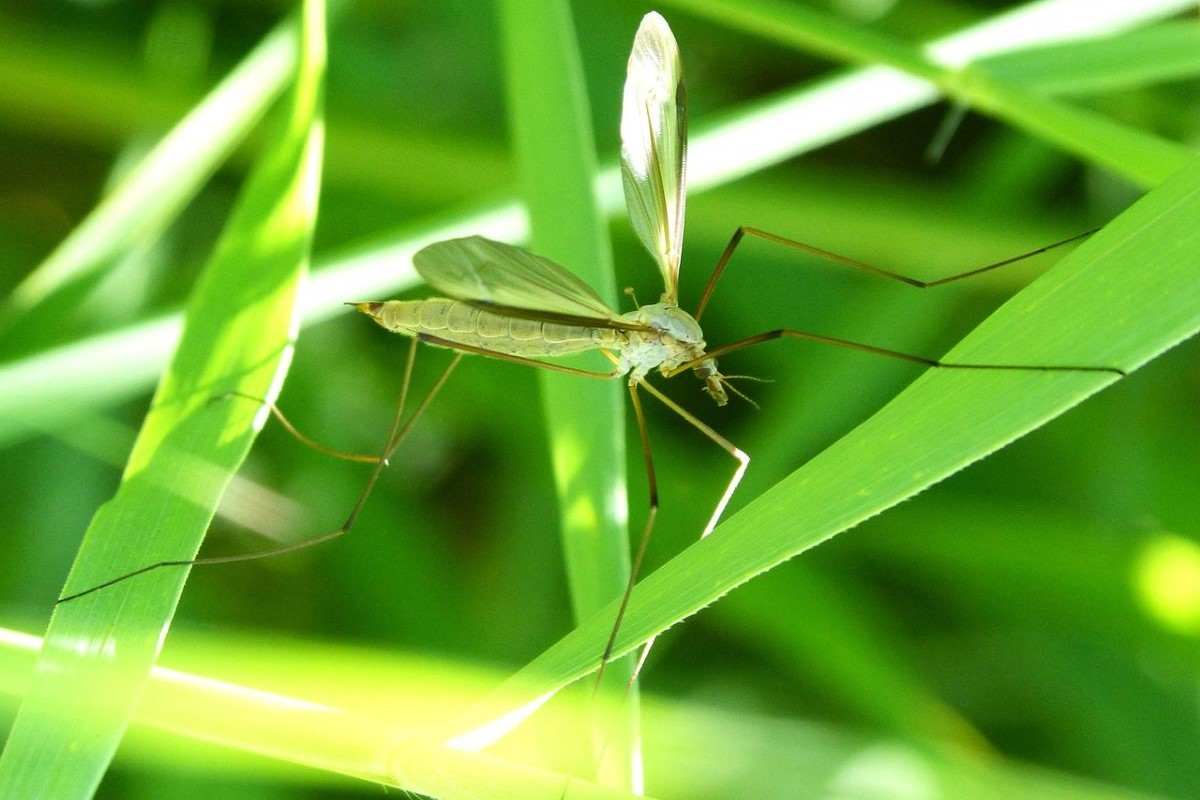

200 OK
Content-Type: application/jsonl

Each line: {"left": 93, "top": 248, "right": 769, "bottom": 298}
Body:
{"left": 0, "top": 625, "right": 1169, "bottom": 799}
{"left": 0, "top": 1, "right": 326, "bottom": 795}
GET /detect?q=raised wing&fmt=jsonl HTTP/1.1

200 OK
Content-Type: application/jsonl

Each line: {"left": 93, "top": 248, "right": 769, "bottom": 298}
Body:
{"left": 620, "top": 11, "right": 687, "bottom": 304}
{"left": 413, "top": 236, "right": 618, "bottom": 319}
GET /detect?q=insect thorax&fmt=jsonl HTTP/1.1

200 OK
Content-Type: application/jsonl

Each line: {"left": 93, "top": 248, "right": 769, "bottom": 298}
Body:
{"left": 617, "top": 302, "right": 708, "bottom": 381}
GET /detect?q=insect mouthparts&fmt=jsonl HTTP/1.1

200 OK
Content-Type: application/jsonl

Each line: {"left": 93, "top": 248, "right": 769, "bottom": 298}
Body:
{"left": 350, "top": 301, "right": 384, "bottom": 316}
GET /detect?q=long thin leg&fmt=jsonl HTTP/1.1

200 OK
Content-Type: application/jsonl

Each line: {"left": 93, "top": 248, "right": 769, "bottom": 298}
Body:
{"left": 582, "top": 383, "right": 660, "bottom": 797}
{"left": 625, "top": 380, "right": 750, "bottom": 685}
{"left": 592, "top": 382, "right": 659, "bottom": 696}
{"left": 216, "top": 390, "right": 380, "bottom": 464}
{"left": 57, "top": 339, "right": 462, "bottom": 605}
{"left": 667, "top": 328, "right": 1126, "bottom": 379}
{"left": 693, "top": 225, "right": 1098, "bottom": 321}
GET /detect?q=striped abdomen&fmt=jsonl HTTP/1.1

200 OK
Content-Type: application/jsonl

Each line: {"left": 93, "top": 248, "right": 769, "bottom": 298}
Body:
{"left": 371, "top": 298, "right": 620, "bottom": 358}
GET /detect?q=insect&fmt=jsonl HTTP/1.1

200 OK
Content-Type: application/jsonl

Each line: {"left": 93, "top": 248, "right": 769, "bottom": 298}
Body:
{"left": 59, "top": 14, "right": 1122, "bottom": 697}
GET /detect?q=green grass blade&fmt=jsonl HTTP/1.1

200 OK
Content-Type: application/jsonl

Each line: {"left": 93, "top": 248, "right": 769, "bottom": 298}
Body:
{"left": 0, "top": 625, "right": 1166, "bottom": 800}
{"left": 951, "top": 67, "right": 1191, "bottom": 188}
{"left": 1, "top": 0, "right": 1179, "bottom": 447}
{"left": 463, "top": 152, "right": 1200, "bottom": 732}
{"left": 499, "top": 0, "right": 638, "bottom": 787}
{"left": 978, "top": 21, "right": 1200, "bottom": 96}
{"left": 660, "top": 0, "right": 1194, "bottom": 187}
{"left": 0, "top": 1, "right": 326, "bottom": 796}
{"left": 3, "top": 16, "right": 297, "bottom": 318}
{"left": 0, "top": 634, "right": 648, "bottom": 800}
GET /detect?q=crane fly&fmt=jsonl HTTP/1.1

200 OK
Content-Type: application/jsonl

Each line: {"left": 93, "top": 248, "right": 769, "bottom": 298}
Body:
{"left": 58, "top": 13, "right": 1122, "bottom": 698}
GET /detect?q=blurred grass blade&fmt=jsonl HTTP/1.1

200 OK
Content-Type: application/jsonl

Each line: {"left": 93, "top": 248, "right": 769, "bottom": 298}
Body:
{"left": 978, "top": 21, "right": 1200, "bottom": 96}
{"left": 498, "top": 0, "right": 638, "bottom": 788}
{"left": 0, "top": 632, "right": 648, "bottom": 800}
{"left": 660, "top": 0, "right": 1194, "bottom": 188}
{"left": 0, "top": 17, "right": 503, "bottom": 208}
{"left": 0, "top": 0, "right": 1185, "bottom": 448}
{"left": 950, "top": 71, "right": 1190, "bottom": 188}
{"left": 0, "top": 1, "right": 326, "bottom": 796}
{"left": 464, "top": 153, "right": 1200, "bottom": 733}
{"left": 0, "top": 626, "right": 1165, "bottom": 800}
{"left": 3, "top": 15, "right": 297, "bottom": 321}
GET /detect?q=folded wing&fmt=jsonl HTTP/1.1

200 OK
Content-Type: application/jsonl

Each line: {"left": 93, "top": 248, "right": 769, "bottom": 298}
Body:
{"left": 621, "top": 11, "right": 687, "bottom": 304}
{"left": 413, "top": 236, "right": 618, "bottom": 320}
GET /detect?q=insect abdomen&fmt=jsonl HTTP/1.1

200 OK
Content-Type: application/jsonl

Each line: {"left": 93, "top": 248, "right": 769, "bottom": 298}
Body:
{"left": 373, "top": 299, "right": 617, "bottom": 357}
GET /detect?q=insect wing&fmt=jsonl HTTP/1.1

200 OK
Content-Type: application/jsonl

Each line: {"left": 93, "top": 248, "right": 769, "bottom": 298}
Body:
{"left": 620, "top": 12, "right": 687, "bottom": 304}
{"left": 413, "top": 236, "right": 618, "bottom": 319}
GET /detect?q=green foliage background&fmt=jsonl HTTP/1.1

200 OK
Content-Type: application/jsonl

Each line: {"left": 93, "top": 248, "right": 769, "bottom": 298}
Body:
{"left": 1, "top": 1, "right": 1198, "bottom": 798}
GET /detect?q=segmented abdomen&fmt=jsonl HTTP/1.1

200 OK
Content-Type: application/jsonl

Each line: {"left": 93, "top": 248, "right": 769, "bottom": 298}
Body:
{"left": 374, "top": 298, "right": 619, "bottom": 357}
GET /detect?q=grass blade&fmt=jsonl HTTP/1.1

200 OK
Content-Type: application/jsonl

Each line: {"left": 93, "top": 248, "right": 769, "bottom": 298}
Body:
{"left": 3, "top": 16, "right": 297, "bottom": 319}
{"left": 0, "top": 1, "right": 326, "bottom": 796}
{"left": 660, "top": 0, "right": 1194, "bottom": 187}
{"left": 460, "top": 152, "right": 1200, "bottom": 734}
{"left": 952, "top": 69, "right": 1190, "bottom": 188}
{"left": 0, "top": 625, "right": 1165, "bottom": 799}
{"left": 499, "top": 0, "right": 638, "bottom": 788}
{"left": 978, "top": 21, "right": 1200, "bottom": 96}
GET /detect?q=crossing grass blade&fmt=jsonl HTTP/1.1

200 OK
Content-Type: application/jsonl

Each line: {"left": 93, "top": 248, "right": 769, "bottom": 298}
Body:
{"left": 658, "top": 0, "right": 1194, "bottom": 188}
{"left": 976, "top": 21, "right": 1200, "bottom": 96}
{"left": 461, "top": 152, "right": 1200, "bottom": 732}
{"left": 0, "top": 2, "right": 326, "bottom": 796}
{"left": 499, "top": 0, "right": 639, "bottom": 787}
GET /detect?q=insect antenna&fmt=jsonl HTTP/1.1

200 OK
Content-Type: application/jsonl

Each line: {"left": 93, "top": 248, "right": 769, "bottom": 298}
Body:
{"left": 719, "top": 377, "right": 760, "bottom": 410}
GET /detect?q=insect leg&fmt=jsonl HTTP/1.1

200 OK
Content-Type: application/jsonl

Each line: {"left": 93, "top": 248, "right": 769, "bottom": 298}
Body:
{"left": 56, "top": 339, "right": 461, "bottom": 605}
{"left": 592, "top": 382, "right": 659, "bottom": 696}
{"left": 214, "top": 391, "right": 380, "bottom": 464}
{"left": 693, "top": 225, "right": 1098, "bottom": 321}
{"left": 622, "top": 379, "right": 749, "bottom": 685}
{"left": 668, "top": 328, "right": 1126, "bottom": 378}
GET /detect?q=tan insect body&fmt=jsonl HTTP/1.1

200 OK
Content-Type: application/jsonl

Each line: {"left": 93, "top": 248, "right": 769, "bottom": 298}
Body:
{"left": 362, "top": 298, "right": 725, "bottom": 401}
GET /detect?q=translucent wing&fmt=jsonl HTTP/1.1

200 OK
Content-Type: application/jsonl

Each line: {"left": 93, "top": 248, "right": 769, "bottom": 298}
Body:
{"left": 620, "top": 11, "right": 687, "bottom": 304}
{"left": 413, "top": 236, "right": 618, "bottom": 319}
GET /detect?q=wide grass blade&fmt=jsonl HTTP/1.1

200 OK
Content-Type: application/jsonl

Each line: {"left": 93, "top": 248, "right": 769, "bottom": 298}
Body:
{"left": 0, "top": 625, "right": 1164, "bottom": 799}
{"left": 499, "top": 0, "right": 638, "bottom": 788}
{"left": 0, "top": 2, "right": 326, "bottom": 796}
{"left": 0, "top": 0, "right": 1181, "bottom": 447}
{"left": 659, "top": 0, "right": 1194, "bottom": 187}
{"left": 461, "top": 152, "right": 1200, "bottom": 732}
